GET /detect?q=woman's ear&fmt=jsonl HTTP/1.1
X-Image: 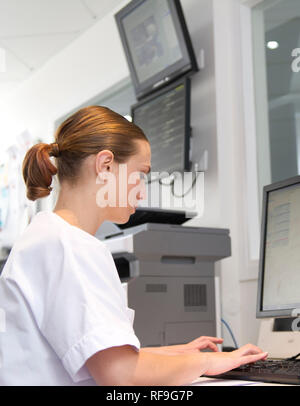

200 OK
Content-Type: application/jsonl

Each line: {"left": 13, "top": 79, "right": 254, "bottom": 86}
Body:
{"left": 95, "top": 150, "right": 114, "bottom": 175}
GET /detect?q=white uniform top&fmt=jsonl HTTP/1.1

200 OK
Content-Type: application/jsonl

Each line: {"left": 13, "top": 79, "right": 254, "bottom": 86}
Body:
{"left": 0, "top": 211, "right": 140, "bottom": 386}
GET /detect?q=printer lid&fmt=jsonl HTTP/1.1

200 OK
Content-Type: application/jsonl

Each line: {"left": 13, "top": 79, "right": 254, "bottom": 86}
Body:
{"left": 95, "top": 208, "right": 197, "bottom": 240}
{"left": 116, "top": 207, "right": 196, "bottom": 229}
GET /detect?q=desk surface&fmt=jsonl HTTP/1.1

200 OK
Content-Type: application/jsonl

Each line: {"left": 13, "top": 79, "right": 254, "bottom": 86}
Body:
{"left": 190, "top": 377, "right": 291, "bottom": 386}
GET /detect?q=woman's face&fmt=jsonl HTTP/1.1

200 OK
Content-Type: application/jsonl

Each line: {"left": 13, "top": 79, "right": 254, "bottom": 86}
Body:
{"left": 96, "top": 140, "right": 151, "bottom": 224}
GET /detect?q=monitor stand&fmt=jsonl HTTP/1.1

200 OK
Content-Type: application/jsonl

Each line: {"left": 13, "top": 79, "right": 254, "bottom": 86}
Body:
{"left": 257, "top": 317, "right": 300, "bottom": 359}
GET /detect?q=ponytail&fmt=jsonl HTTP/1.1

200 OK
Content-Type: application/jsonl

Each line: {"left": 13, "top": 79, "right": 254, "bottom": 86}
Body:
{"left": 22, "top": 143, "right": 59, "bottom": 201}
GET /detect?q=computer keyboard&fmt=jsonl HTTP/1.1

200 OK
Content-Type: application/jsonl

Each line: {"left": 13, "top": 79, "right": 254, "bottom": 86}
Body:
{"left": 209, "top": 359, "right": 300, "bottom": 385}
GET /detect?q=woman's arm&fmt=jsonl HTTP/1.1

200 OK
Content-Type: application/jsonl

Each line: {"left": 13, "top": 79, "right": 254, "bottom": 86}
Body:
{"left": 86, "top": 344, "right": 209, "bottom": 386}
{"left": 85, "top": 343, "right": 268, "bottom": 386}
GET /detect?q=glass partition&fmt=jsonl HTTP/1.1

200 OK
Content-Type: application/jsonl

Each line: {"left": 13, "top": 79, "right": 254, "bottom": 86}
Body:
{"left": 252, "top": 0, "right": 300, "bottom": 190}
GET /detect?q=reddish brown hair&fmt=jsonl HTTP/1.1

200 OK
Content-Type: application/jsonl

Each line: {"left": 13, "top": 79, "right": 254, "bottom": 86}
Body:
{"left": 22, "top": 105, "right": 149, "bottom": 201}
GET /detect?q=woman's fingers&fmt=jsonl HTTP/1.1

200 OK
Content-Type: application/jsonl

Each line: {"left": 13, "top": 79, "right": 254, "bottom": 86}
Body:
{"left": 186, "top": 338, "right": 222, "bottom": 352}
{"left": 235, "top": 343, "right": 264, "bottom": 356}
{"left": 239, "top": 352, "right": 269, "bottom": 366}
{"left": 203, "top": 340, "right": 220, "bottom": 352}
{"left": 195, "top": 336, "right": 224, "bottom": 344}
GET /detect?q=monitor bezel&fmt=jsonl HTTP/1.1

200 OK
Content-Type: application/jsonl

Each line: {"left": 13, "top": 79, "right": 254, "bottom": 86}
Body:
{"left": 130, "top": 75, "right": 191, "bottom": 181}
{"left": 115, "top": 0, "right": 198, "bottom": 100}
{"left": 256, "top": 175, "right": 300, "bottom": 318}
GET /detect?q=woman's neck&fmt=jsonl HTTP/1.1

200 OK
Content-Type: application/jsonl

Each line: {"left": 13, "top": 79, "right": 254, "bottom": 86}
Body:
{"left": 53, "top": 184, "right": 107, "bottom": 235}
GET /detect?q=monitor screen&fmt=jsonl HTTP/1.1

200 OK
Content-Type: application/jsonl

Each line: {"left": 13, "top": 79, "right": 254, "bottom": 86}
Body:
{"left": 131, "top": 77, "right": 191, "bottom": 179}
{"left": 257, "top": 176, "right": 300, "bottom": 317}
{"left": 115, "top": 0, "right": 198, "bottom": 100}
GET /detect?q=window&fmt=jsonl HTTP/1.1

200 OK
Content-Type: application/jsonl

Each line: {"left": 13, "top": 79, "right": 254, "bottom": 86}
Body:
{"left": 252, "top": 0, "right": 300, "bottom": 195}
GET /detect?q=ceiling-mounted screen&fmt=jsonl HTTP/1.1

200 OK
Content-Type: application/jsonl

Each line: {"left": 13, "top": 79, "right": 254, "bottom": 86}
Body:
{"left": 115, "top": 0, "right": 198, "bottom": 100}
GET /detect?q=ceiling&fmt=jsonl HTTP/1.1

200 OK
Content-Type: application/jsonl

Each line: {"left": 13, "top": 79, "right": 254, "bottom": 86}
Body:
{"left": 2, "top": 0, "right": 299, "bottom": 105}
{"left": 0, "top": 0, "right": 125, "bottom": 97}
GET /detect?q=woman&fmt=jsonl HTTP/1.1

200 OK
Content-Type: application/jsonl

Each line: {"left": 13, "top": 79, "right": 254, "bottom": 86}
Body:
{"left": 0, "top": 106, "right": 267, "bottom": 386}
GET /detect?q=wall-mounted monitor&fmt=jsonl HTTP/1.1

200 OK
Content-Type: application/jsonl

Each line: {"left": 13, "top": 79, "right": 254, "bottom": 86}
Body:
{"left": 131, "top": 76, "right": 191, "bottom": 180}
{"left": 115, "top": 0, "right": 198, "bottom": 100}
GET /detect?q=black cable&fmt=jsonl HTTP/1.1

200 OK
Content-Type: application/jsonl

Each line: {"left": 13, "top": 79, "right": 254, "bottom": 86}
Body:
{"left": 158, "top": 176, "right": 174, "bottom": 187}
{"left": 285, "top": 352, "right": 300, "bottom": 361}
{"left": 158, "top": 171, "right": 202, "bottom": 198}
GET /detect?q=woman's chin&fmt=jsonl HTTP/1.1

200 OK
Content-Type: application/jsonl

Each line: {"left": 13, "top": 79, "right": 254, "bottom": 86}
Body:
{"left": 113, "top": 207, "right": 136, "bottom": 224}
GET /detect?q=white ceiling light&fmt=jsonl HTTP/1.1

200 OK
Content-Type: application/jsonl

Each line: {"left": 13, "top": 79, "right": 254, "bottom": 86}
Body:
{"left": 0, "top": 48, "right": 6, "bottom": 73}
{"left": 267, "top": 41, "right": 279, "bottom": 50}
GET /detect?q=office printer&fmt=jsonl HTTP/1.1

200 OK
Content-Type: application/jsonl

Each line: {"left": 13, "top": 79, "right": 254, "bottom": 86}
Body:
{"left": 97, "top": 208, "right": 231, "bottom": 348}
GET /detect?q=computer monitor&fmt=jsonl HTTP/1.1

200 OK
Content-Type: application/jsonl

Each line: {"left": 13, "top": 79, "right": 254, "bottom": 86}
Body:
{"left": 115, "top": 0, "right": 198, "bottom": 100}
{"left": 131, "top": 76, "right": 191, "bottom": 181}
{"left": 256, "top": 175, "right": 300, "bottom": 318}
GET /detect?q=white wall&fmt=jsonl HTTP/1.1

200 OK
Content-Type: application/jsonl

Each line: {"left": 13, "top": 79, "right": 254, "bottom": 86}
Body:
{"left": 0, "top": 0, "right": 261, "bottom": 348}
{"left": 212, "top": 0, "right": 244, "bottom": 347}
{"left": 213, "top": 0, "right": 262, "bottom": 346}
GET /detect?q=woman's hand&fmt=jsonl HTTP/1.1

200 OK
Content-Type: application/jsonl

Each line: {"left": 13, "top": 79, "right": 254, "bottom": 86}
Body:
{"left": 204, "top": 343, "right": 268, "bottom": 376}
{"left": 171, "top": 336, "right": 224, "bottom": 354}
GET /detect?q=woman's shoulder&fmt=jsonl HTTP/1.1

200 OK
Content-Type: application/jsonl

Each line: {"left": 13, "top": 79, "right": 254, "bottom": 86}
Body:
{"left": 18, "top": 211, "right": 107, "bottom": 249}
{"left": 5, "top": 211, "right": 111, "bottom": 276}
{"left": 3, "top": 212, "right": 114, "bottom": 284}
{"left": 12, "top": 211, "right": 70, "bottom": 254}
